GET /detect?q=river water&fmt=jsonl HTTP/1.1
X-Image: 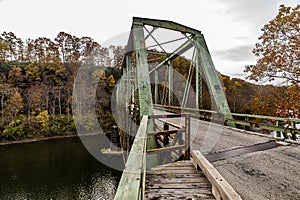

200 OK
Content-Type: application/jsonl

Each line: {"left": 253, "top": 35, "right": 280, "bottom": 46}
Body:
{"left": 0, "top": 136, "right": 122, "bottom": 200}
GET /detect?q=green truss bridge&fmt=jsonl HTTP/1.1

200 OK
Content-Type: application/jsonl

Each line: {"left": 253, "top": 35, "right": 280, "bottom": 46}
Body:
{"left": 111, "top": 17, "right": 300, "bottom": 200}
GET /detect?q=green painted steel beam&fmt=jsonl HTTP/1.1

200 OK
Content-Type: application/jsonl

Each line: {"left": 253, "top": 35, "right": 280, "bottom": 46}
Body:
{"left": 195, "top": 48, "right": 202, "bottom": 109}
{"left": 132, "top": 22, "right": 154, "bottom": 118}
{"left": 149, "top": 39, "right": 193, "bottom": 74}
{"left": 154, "top": 70, "right": 159, "bottom": 104}
{"left": 194, "top": 35, "right": 234, "bottom": 125}
{"left": 132, "top": 21, "right": 158, "bottom": 167}
{"left": 147, "top": 50, "right": 169, "bottom": 56}
{"left": 133, "top": 17, "right": 201, "bottom": 35}
{"left": 231, "top": 113, "right": 300, "bottom": 123}
{"left": 168, "top": 61, "right": 173, "bottom": 106}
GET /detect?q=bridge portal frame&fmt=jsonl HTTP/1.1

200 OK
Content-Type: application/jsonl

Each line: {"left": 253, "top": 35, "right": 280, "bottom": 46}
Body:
{"left": 116, "top": 17, "right": 235, "bottom": 161}
{"left": 122, "top": 17, "right": 233, "bottom": 121}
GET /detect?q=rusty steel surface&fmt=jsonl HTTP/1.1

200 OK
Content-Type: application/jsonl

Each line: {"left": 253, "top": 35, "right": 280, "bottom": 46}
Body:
{"left": 205, "top": 141, "right": 283, "bottom": 162}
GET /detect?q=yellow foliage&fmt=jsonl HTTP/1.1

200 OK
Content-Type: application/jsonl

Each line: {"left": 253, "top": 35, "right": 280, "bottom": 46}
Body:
{"left": 107, "top": 75, "right": 116, "bottom": 88}
{"left": 36, "top": 110, "right": 50, "bottom": 128}
{"left": 7, "top": 91, "right": 23, "bottom": 117}
{"left": 25, "top": 62, "right": 41, "bottom": 81}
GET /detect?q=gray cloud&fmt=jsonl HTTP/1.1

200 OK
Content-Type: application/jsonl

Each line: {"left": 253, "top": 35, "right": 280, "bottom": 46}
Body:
{"left": 213, "top": 44, "right": 254, "bottom": 62}
{"left": 213, "top": 0, "right": 298, "bottom": 32}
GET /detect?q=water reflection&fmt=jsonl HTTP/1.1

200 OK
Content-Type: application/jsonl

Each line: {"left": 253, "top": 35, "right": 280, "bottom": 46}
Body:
{"left": 0, "top": 136, "right": 122, "bottom": 200}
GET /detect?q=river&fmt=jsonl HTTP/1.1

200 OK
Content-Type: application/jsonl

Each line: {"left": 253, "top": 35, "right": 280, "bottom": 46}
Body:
{"left": 0, "top": 135, "right": 122, "bottom": 200}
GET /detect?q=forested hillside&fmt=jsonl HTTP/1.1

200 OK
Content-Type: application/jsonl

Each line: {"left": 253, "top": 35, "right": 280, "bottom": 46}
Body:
{"left": 0, "top": 30, "right": 298, "bottom": 141}
{"left": 0, "top": 31, "right": 123, "bottom": 140}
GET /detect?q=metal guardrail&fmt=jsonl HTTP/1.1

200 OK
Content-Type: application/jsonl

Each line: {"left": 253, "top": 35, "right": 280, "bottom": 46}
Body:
{"left": 154, "top": 104, "right": 300, "bottom": 140}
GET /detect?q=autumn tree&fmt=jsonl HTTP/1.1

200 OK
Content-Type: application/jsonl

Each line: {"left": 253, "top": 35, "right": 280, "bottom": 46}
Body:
{"left": 245, "top": 4, "right": 300, "bottom": 84}
{"left": 79, "top": 36, "right": 99, "bottom": 60}
{"left": 107, "top": 75, "right": 116, "bottom": 93}
{"left": 250, "top": 85, "right": 279, "bottom": 116}
{"left": 0, "top": 32, "right": 24, "bottom": 61}
{"left": 25, "top": 84, "right": 42, "bottom": 120}
{"left": 275, "top": 84, "right": 300, "bottom": 118}
{"left": 0, "top": 83, "right": 15, "bottom": 123}
{"left": 32, "top": 37, "right": 60, "bottom": 62}
{"left": 7, "top": 90, "right": 23, "bottom": 120}
{"left": 25, "top": 62, "right": 41, "bottom": 81}
{"left": 0, "top": 39, "right": 10, "bottom": 61}
{"left": 109, "top": 45, "right": 125, "bottom": 69}
{"left": 54, "top": 32, "right": 72, "bottom": 63}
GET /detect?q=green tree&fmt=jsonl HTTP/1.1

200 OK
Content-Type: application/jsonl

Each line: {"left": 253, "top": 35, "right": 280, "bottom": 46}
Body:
{"left": 245, "top": 4, "right": 300, "bottom": 84}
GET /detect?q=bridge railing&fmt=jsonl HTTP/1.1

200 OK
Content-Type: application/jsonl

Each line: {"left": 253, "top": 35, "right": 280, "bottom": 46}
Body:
{"left": 114, "top": 115, "right": 148, "bottom": 200}
{"left": 148, "top": 114, "right": 191, "bottom": 163}
{"left": 114, "top": 113, "right": 191, "bottom": 199}
{"left": 154, "top": 104, "right": 300, "bottom": 140}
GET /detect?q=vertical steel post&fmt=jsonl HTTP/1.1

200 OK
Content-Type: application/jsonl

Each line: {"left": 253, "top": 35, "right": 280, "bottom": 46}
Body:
{"left": 132, "top": 22, "right": 154, "bottom": 118}
{"left": 125, "top": 54, "right": 131, "bottom": 150}
{"left": 195, "top": 48, "right": 202, "bottom": 109}
{"left": 194, "top": 35, "right": 234, "bottom": 126}
{"left": 154, "top": 70, "right": 159, "bottom": 104}
{"left": 132, "top": 21, "right": 157, "bottom": 167}
{"left": 168, "top": 60, "right": 173, "bottom": 106}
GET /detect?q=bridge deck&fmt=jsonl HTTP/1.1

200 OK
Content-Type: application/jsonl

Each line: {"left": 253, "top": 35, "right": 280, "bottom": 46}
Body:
{"left": 154, "top": 109, "right": 300, "bottom": 199}
{"left": 145, "top": 160, "right": 215, "bottom": 200}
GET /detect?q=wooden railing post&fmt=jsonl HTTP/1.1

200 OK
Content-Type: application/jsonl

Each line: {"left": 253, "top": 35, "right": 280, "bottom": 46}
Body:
{"left": 184, "top": 114, "right": 191, "bottom": 159}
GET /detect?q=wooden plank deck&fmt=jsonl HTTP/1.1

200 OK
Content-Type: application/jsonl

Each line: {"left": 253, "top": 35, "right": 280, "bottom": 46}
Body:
{"left": 145, "top": 160, "right": 216, "bottom": 200}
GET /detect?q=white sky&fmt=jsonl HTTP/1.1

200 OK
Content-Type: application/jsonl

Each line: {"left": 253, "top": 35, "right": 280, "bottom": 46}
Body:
{"left": 0, "top": 0, "right": 299, "bottom": 79}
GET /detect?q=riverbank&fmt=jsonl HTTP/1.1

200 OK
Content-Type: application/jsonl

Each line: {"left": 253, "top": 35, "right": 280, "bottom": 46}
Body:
{"left": 0, "top": 132, "right": 110, "bottom": 146}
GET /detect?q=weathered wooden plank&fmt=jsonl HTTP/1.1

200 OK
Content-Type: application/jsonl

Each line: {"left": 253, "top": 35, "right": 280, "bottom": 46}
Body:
{"left": 145, "top": 188, "right": 213, "bottom": 194}
{"left": 159, "top": 160, "right": 194, "bottom": 166}
{"left": 145, "top": 188, "right": 214, "bottom": 199}
{"left": 156, "top": 118, "right": 183, "bottom": 129}
{"left": 146, "top": 194, "right": 215, "bottom": 200}
{"left": 145, "top": 160, "right": 215, "bottom": 199}
{"left": 147, "top": 128, "right": 185, "bottom": 137}
{"left": 147, "top": 169, "right": 198, "bottom": 175}
{"left": 147, "top": 173, "right": 206, "bottom": 179}
{"left": 192, "top": 150, "right": 242, "bottom": 200}
{"left": 147, "top": 165, "right": 195, "bottom": 171}
{"left": 146, "top": 182, "right": 212, "bottom": 189}
{"left": 146, "top": 144, "right": 185, "bottom": 153}
{"left": 146, "top": 177, "right": 210, "bottom": 184}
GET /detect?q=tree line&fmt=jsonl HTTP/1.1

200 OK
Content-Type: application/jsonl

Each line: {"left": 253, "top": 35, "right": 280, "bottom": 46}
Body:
{"left": 0, "top": 31, "right": 123, "bottom": 140}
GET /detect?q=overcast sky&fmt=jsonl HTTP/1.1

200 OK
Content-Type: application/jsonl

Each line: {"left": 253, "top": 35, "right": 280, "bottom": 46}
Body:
{"left": 0, "top": 0, "right": 299, "bottom": 79}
